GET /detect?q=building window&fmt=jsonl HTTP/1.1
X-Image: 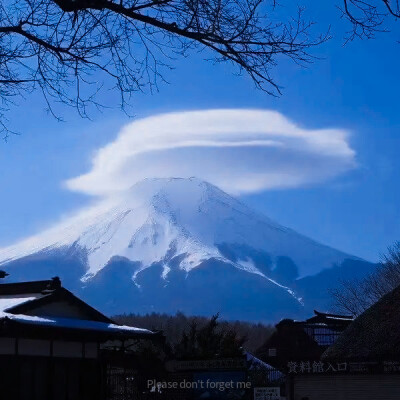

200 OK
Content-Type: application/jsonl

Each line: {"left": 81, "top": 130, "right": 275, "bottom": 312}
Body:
{"left": 304, "top": 326, "right": 340, "bottom": 346}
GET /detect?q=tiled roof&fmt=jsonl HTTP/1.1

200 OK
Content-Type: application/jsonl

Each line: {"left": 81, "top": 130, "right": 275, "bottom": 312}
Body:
{"left": 1, "top": 312, "right": 155, "bottom": 337}
{"left": 0, "top": 295, "right": 44, "bottom": 313}
{"left": 0, "top": 277, "right": 61, "bottom": 295}
{"left": 0, "top": 277, "right": 158, "bottom": 339}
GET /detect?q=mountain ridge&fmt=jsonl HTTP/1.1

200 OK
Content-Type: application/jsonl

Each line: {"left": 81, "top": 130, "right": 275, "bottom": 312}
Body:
{"left": 0, "top": 177, "right": 373, "bottom": 322}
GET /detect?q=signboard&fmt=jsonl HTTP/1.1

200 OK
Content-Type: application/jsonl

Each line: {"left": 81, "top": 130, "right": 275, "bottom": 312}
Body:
{"left": 287, "top": 361, "right": 347, "bottom": 374}
{"left": 193, "top": 371, "right": 248, "bottom": 400}
{"left": 254, "top": 387, "right": 280, "bottom": 400}
{"left": 287, "top": 360, "right": 400, "bottom": 375}
{"left": 170, "top": 358, "right": 247, "bottom": 371}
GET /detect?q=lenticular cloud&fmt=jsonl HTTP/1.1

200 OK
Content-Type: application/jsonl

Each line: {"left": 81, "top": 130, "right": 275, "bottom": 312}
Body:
{"left": 65, "top": 109, "right": 356, "bottom": 196}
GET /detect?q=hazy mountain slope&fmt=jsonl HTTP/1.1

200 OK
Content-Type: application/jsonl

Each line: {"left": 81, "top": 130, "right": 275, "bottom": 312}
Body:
{"left": 0, "top": 177, "right": 374, "bottom": 322}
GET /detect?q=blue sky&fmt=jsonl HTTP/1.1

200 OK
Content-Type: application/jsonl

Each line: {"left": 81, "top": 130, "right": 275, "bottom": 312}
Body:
{"left": 0, "top": 2, "right": 399, "bottom": 262}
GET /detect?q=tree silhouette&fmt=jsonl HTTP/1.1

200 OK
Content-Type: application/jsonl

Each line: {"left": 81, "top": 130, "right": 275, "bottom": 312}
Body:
{"left": 0, "top": 0, "right": 327, "bottom": 136}
{"left": 175, "top": 314, "right": 246, "bottom": 359}
{"left": 331, "top": 242, "right": 400, "bottom": 316}
{"left": 341, "top": 0, "right": 400, "bottom": 41}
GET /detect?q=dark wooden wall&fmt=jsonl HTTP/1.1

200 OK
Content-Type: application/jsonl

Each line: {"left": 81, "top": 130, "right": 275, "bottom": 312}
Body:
{"left": 0, "top": 355, "right": 103, "bottom": 400}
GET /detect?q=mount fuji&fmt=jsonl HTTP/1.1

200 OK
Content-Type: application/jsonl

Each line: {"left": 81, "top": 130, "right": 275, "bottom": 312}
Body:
{"left": 0, "top": 178, "right": 375, "bottom": 322}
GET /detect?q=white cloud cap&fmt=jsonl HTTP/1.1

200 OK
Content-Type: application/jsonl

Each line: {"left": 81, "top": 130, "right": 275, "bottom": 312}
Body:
{"left": 65, "top": 109, "right": 356, "bottom": 196}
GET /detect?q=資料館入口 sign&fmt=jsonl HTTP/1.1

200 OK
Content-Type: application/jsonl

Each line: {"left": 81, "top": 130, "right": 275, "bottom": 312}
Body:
{"left": 254, "top": 387, "right": 280, "bottom": 400}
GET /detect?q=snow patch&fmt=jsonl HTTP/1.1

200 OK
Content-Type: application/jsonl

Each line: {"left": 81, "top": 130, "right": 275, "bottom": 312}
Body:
{"left": 0, "top": 178, "right": 355, "bottom": 300}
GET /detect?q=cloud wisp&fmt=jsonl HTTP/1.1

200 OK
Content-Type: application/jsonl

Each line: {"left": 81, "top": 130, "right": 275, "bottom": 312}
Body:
{"left": 65, "top": 109, "right": 356, "bottom": 196}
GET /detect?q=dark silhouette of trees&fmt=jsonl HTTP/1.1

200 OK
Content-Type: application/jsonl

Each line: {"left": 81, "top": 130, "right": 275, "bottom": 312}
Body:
{"left": 2, "top": 0, "right": 397, "bottom": 138}
{"left": 174, "top": 314, "right": 246, "bottom": 359}
{"left": 114, "top": 311, "right": 273, "bottom": 353}
{"left": 331, "top": 242, "right": 400, "bottom": 316}
{"left": 341, "top": 0, "right": 400, "bottom": 41}
{"left": 0, "top": 0, "right": 328, "bottom": 136}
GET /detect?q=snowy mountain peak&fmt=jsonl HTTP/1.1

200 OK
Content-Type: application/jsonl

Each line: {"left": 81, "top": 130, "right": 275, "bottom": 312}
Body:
{"left": 122, "top": 177, "right": 252, "bottom": 216}
{"left": 0, "top": 177, "right": 354, "bottom": 290}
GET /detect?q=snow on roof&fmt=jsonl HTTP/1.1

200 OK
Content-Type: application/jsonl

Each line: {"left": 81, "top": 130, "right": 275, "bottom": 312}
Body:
{"left": 0, "top": 295, "right": 43, "bottom": 313}
{"left": 324, "top": 316, "right": 353, "bottom": 321}
{"left": 0, "top": 284, "right": 154, "bottom": 337}
{"left": 246, "top": 352, "right": 278, "bottom": 371}
{"left": 0, "top": 311, "right": 154, "bottom": 336}
{"left": 246, "top": 352, "right": 284, "bottom": 381}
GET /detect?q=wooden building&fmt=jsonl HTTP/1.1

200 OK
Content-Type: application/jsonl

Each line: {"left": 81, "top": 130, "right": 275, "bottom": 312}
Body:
{"left": 257, "top": 310, "right": 353, "bottom": 370}
{"left": 289, "top": 287, "right": 400, "bottom": 400}
{"left": 0, "top": 277, "right": 162, "bottom": 400}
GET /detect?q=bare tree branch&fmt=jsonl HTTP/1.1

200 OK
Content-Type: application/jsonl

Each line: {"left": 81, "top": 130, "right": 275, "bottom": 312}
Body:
{"left": 331, "top": 242, "right": 400, "bottom": 316}
{"left": 0, "top": 0, "right": 328, "bottom": 137}
{"left": 341, "top": 0, "right": 400, "bottom": 41}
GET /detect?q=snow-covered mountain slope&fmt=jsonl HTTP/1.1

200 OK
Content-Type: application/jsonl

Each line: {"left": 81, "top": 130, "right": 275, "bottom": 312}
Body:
{"left": 0, "top": 177, "right": 374, "bottom": 321}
